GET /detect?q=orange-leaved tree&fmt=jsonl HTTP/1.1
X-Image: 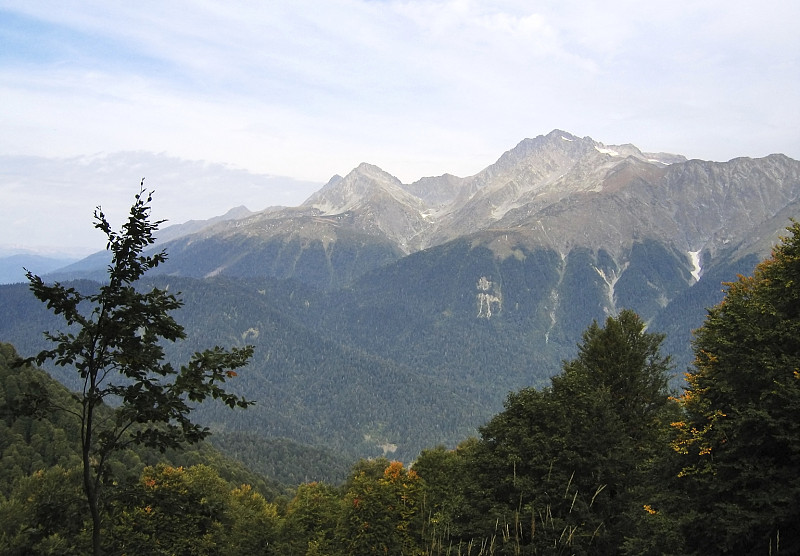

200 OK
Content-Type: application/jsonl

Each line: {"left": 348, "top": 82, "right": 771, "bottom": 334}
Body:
{"left": 673, "top": 221, "right": 800, "bottom": 554}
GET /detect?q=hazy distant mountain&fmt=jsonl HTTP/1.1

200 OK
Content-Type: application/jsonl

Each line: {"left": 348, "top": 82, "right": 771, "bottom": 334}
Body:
{"left": 3, "top": 130, "right": 799, "bottom": 466}
{"left": 47, "top": 205, "right": 257, "bottom": 282}
{"left": 0, "top": 253, "right": 79, "bottom": 285}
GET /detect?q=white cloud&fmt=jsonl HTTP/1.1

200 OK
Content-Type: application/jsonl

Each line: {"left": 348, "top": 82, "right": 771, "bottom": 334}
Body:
{"left": 0, "top": 151, "right": 321, "bottom": 253}
{"left": 1, "top": 0, "right": 799, "bottom": 250}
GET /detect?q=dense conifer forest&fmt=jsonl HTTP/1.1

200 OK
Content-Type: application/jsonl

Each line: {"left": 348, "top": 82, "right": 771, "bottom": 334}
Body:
{"left": 2, "top": 220, "right": 799, "bottom": 554}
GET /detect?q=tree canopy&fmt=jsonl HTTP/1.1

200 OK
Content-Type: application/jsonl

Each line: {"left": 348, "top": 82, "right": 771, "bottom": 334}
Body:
{"left": 673, "top": 220, "right": 800, "bottom": 554}
{"left": 19, "top": 184, "right": 254, "bottom": 554}
{"left": 3, "top": 192, "right": 800, "bottom": 554}
{"left": 414, "top": 309, "right": 679, "bottom": 554}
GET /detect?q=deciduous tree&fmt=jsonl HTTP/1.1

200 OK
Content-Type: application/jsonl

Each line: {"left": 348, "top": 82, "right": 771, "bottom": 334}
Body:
{"left": 337, "top": 459, "right": 424, "bottom": 555}
{"left": 21, "top": 183, "right": 254, "bottom": 555}
{"left": 673, "top": 221, "right": 800, "bottom": 554}
{"left": 280, "top": 481, "right": 341, "bottom": 555}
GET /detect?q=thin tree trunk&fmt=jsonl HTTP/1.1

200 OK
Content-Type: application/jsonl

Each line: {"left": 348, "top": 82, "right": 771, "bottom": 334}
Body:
{"left": 83, "top": 450, "right": 102, "bottom": 556}
{"left": 83, "top": 392, "right": 102, "bottom": 556}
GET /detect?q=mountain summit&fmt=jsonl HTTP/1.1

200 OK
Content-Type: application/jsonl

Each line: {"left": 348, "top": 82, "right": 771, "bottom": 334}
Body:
{"left": 46, "top": 128, "right": 800, "bottom": 337}
{"left": 20, "top": 130, "right": 800, "bottom": 462}
{"left": 189, "top": 129, "right": 796, "bottom": 265}
{"left": 302, "top": 162, "right": 431, "bottom": 253}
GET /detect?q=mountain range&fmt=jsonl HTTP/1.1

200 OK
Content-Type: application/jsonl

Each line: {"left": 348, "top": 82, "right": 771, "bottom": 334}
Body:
{"left": 2, "top": 129, "right": 798, "bottom": 467}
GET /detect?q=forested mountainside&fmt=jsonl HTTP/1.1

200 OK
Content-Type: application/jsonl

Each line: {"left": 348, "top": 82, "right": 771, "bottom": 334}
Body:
{"left": 3, "top": 220, "right": 799, "bottom": 553}
{"left": 0, "top": 343, "right": 283, "bottom": 498}
{"left": 0, "top": 254, "right": 79, "bottom": 285}
{"left": 3, "top": 130, "right": 799, "bottom": 464}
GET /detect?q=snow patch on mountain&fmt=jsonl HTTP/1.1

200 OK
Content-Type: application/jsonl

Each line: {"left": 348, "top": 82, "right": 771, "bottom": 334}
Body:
{"left": 476, "top": 276, "right": 502, "bottom": 318}
{"left": 594, "top": 263, "right": 627, "bottom": 314}
{"left": 595, "top": 146, "right": 621, "bottom": 156}
{"left": 688, "top": 250, "right": 703, "bottom": 281}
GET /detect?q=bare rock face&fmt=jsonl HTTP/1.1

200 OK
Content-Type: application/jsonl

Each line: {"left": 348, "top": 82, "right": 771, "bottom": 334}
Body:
{"left": 415, "top": 132, "right": 799, "bottom": 264}
{"left": 15, "top": 130, "right": 800, "bottom": 463}
{"left": 59, "top": 130, "right": 800, "bottom": 293}
{"left": 273, "top": 130, "right": 798, "bottom": 267}
{"left": 302, "top": 163, "right": 432, "bottom": 253}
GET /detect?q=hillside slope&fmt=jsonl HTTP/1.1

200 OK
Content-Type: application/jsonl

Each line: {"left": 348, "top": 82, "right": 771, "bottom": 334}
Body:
{"left": 5, "top": 130, "right": 799, "bottom": 463}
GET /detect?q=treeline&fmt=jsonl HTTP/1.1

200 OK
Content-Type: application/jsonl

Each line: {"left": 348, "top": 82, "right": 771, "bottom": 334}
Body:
{"left": 2, "top": 222, "right": 800, "bottom": 554}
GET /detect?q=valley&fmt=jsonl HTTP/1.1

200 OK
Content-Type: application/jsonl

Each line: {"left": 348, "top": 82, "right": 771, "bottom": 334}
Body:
{"left": 2, "top": 129, "right": 798, "bottom": 466}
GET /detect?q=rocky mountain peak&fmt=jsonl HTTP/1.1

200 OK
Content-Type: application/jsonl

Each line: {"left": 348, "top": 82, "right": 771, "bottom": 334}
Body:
{"left": 403, "top": 173, "right": 466, "bottom": 208}
{"left": 456, "top": 130, "right": 682, "bottom": 205}
{"left": 416, "top": 131, "right": 681, "bottom": 249}
{"left": 296, "top": 160, "right": 431, "bottom": 253}
{"left": 302, "top": 161, "right": 410, "bottom": 215}
{"left": 141, "top": 130, "right": 798, "bottom": 279}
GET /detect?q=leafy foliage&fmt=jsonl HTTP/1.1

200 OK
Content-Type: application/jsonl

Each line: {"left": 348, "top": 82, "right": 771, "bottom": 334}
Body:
{"left": 673, "top": 221, "right": 800, "bottom": 554}
{"left": 19, "top": 184, "right": 254, "bottom": 554}
{"left": 428, "top": 310, "right": 679, "bottom": 554}
{"left": 111, "top": 463, "right": 280, "bottom": 555}
{"left": 337, "top": 459, "right": 424, "bottom": 555}
{"left": 0, "top": 343, "right": 285, "bottom": 553}
{"left": 0, "top": 344, "right": 81, "bottom": 494}
{"left": 0, "top": 465, "right": 88, "bottom": 554}
{"left": 4, "top": 205, "right": 800, "bottom": 554}
{"left": 279, "top": 481, "right": 341, "bottom": 555}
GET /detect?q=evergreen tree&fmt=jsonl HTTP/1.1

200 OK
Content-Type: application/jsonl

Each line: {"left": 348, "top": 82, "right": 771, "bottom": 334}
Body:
{"left": 472, "top": 309, "right": 678, "bottom": 554}
{"left": 20, "top": 183, "right": 254, "bottom": 555}
{"left": 673, "top": 221, "right": 800, "bottom": 554}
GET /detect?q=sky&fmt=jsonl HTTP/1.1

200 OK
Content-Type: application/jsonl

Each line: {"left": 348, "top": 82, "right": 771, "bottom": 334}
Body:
{"left": 1, "top": 0, "right": 798, "bottom": 254}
